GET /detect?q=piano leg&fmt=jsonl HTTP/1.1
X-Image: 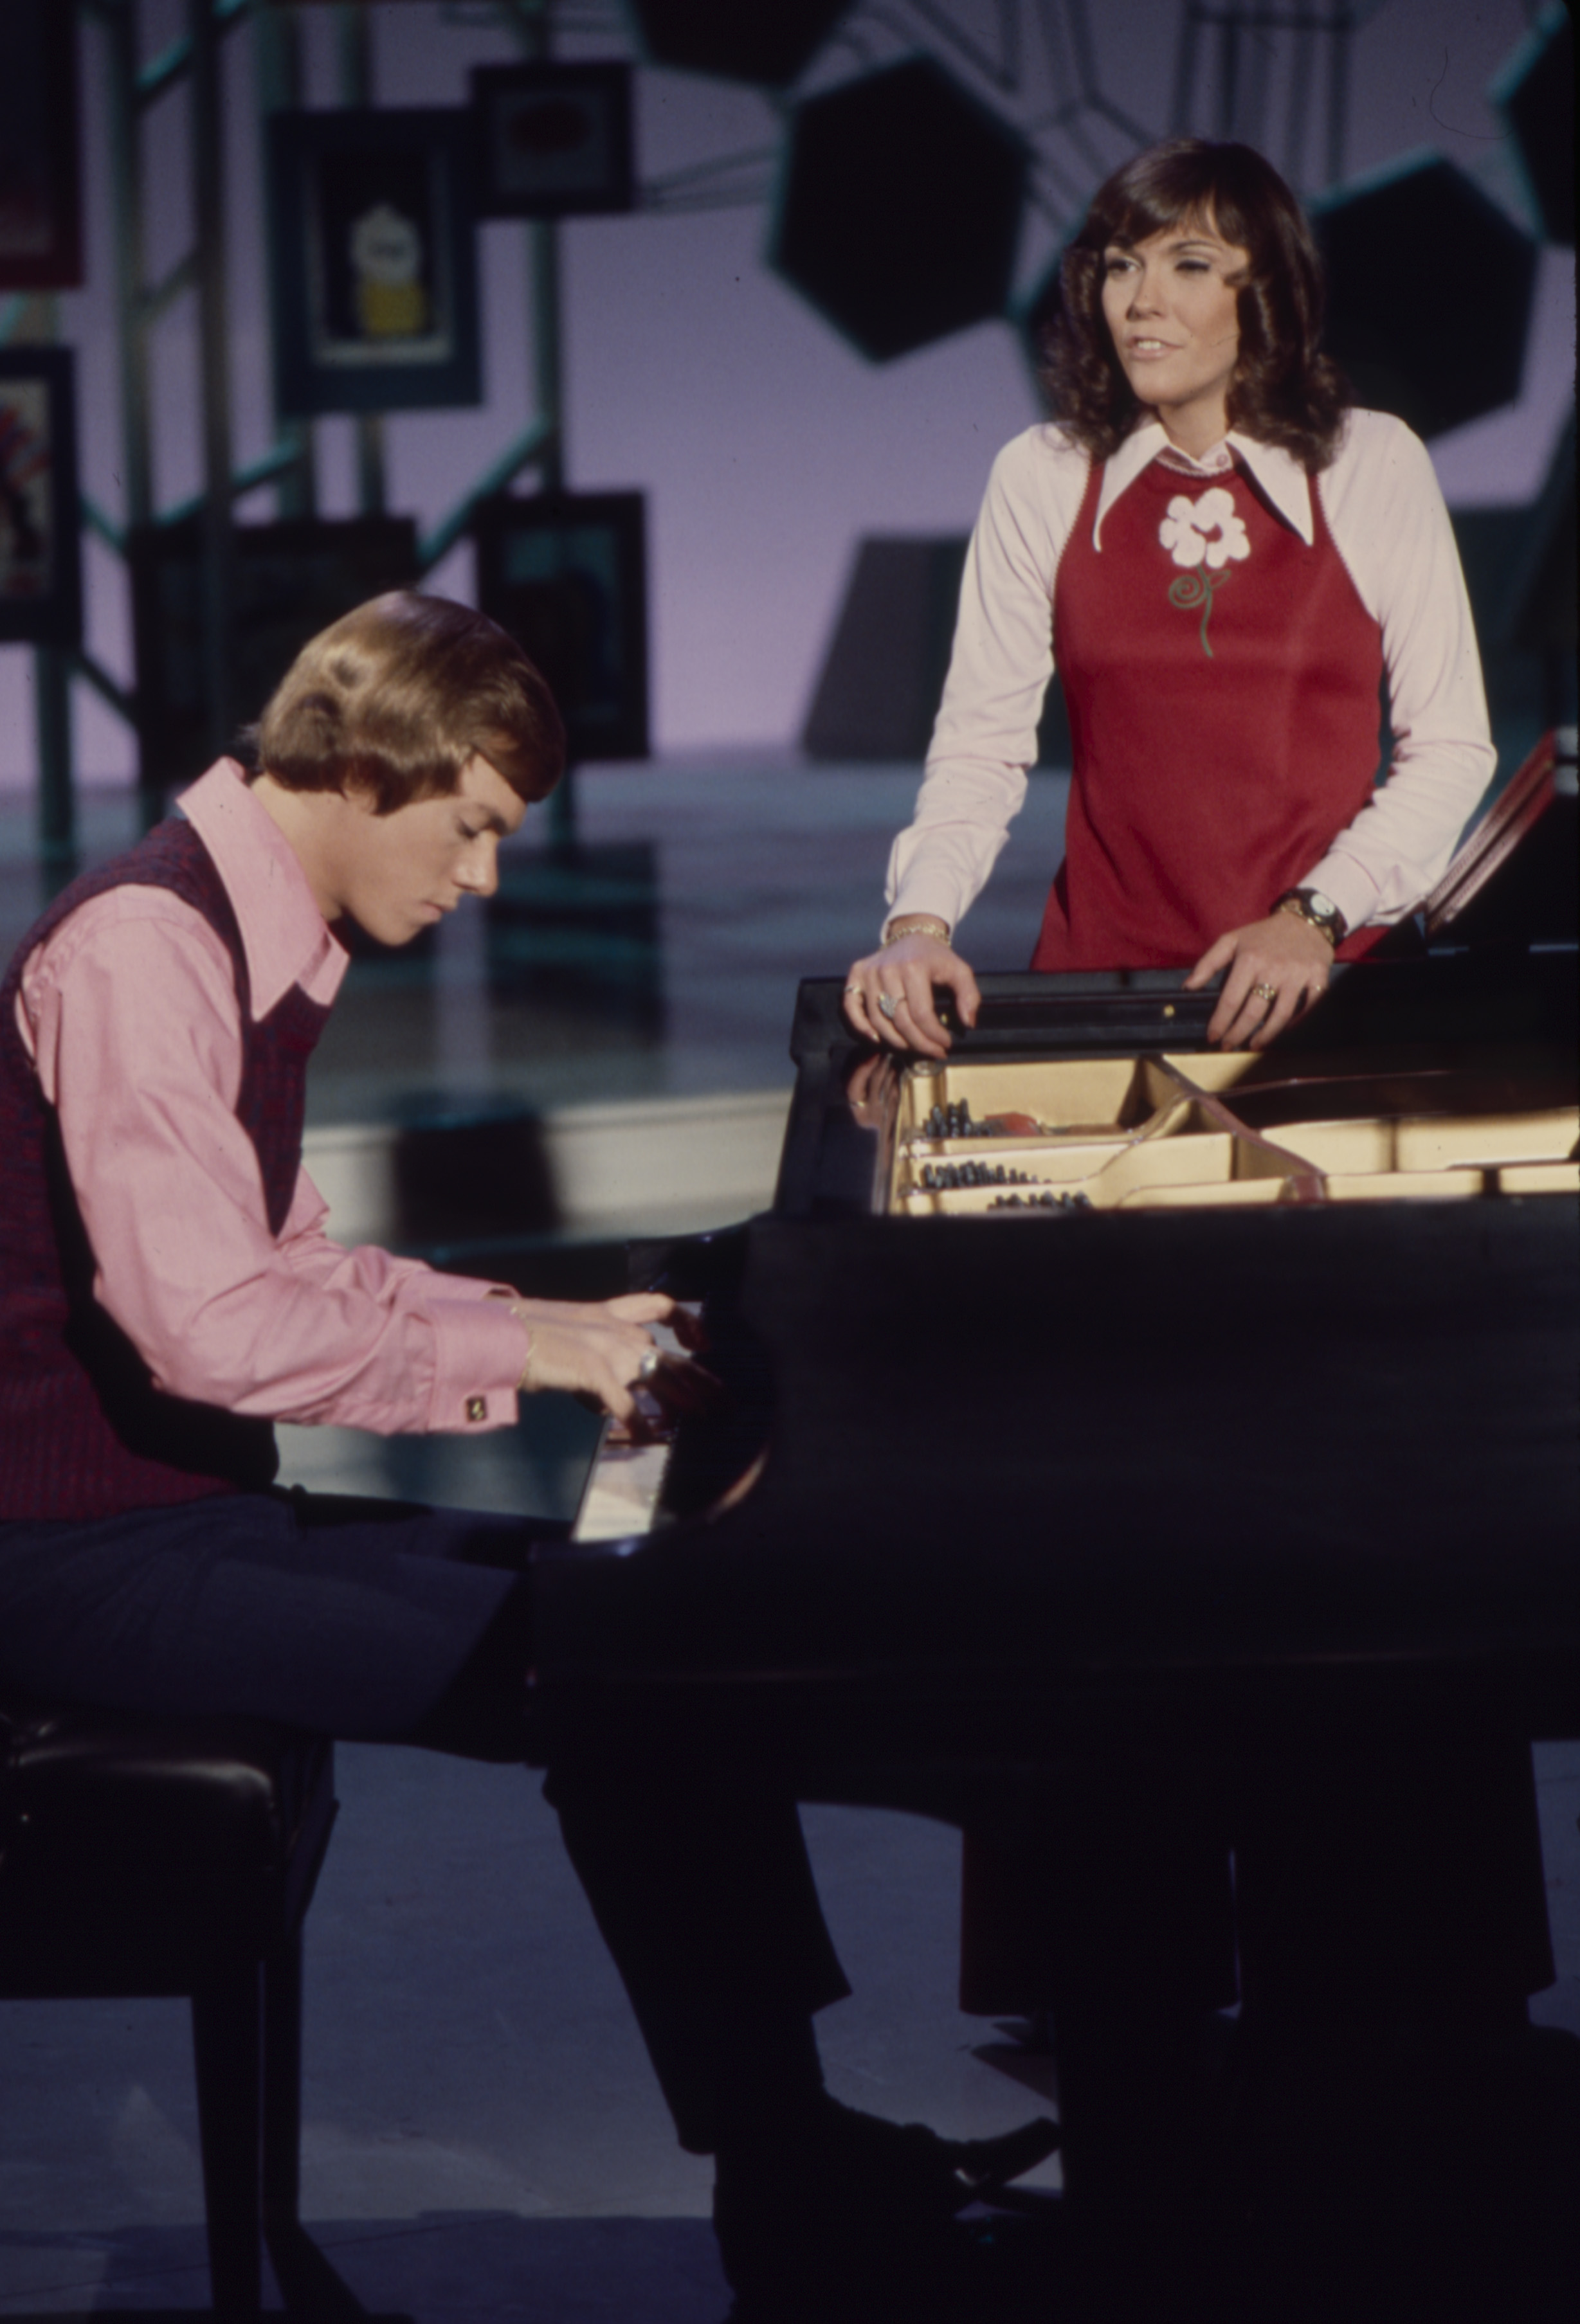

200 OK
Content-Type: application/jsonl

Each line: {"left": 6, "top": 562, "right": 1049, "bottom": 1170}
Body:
{"left": 959, "top": 1770, "right": 1237, "bottom": 2020}
{"left": 1224, "top": 1724, "right": 1572, "bottom": 2314}
{"left": 954, "top": 1733, "right": 1570, "bottom": 2308}
{"left": 1233, "top": 1725, "right": 1554, "bottom": 2027}
{"left": 959, "top": 1767, "right": 1239, "bottom": 2278}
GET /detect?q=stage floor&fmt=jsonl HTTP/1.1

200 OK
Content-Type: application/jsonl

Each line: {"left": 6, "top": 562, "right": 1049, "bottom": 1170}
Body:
{"left": 0, "top": 759, "right": 1072, "bottom": 1121}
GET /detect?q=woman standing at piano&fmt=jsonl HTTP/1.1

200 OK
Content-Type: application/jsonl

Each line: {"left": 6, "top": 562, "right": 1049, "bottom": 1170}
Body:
{"left": 837, "top": 136, "right": 1569, "bottom": 2278}
{"left": 843, "top": 136, "right": 1494, "bottom": 1054}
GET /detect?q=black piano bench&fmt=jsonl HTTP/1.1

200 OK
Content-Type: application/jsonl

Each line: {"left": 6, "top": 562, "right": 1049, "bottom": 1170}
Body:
{"left": 0, "top": 1688, "right": 370, "bottom": 2321}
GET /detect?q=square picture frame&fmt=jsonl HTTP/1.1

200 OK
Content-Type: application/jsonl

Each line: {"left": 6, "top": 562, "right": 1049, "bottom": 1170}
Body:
{"left": 266, "top": 109, "right": 481, "bottom": 417}
{"left": 471, "top": 62, "right": 636, "bottom": 219}
{"left": 129, "top": 514, "right": 419, "bottom": 791}
{"left": 0, "top": 347, "right": 82, "bottom": 647}
{"left": 474, "top": 491, "right": 649, "bottom": 762}
{"left": 0, "top": 3, "right": 82, "bottom": 291}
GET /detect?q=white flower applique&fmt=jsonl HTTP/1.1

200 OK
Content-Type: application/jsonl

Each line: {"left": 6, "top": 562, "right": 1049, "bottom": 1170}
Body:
{"left": 1158, "top": 486, "right": 1250, "bottom": 658}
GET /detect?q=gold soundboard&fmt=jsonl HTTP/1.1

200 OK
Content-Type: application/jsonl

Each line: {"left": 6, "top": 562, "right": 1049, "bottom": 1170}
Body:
{"left": 889, "top": 1050, "right": 1579, "bottom": 1215}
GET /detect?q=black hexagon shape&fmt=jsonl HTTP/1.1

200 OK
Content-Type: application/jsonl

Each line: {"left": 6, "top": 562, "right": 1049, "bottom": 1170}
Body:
{"left": 1313, "top": 157, "right": 1537, "bottom": 438}
{"left": 1493, "top": 2, "right": 1573, "bottom": 247}
{"left": 624, "top": 1, "right": 851, "bottom": 88}
{"left": 770, "top": 58, "right": 1028, "bottom": 363}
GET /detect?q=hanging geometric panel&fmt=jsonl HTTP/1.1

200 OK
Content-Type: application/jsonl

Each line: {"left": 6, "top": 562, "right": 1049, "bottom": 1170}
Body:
{"left": 1312, "top": 158, "right": 1537, "bottom": 438}
{"left": 1493, "top": 2, "right": 1574, "bottom": 248}
{"left": 624, "top": 1, "right": 851, "bottom": 88}
{"left": 770, "top": 58, "right": 1028, "bottom": 364}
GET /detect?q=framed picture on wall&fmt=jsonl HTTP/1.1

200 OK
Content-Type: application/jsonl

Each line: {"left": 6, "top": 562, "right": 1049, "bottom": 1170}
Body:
{"left": 471, "top": 62, "right": 635, "bottom": 218}
{"left": 0, "top": 348, "right": 81, "bottom": 647}
{"left": 129, "top": 514, "right": 419, "bottom": 790}
{"left": 0, "top": 3, "right": 82, "bottom": 290}
{"left": 266, "top": 109, "right": 481, "bottom": 416}
{"left": 474, "top": 492, "right": 649, "bottom": 762}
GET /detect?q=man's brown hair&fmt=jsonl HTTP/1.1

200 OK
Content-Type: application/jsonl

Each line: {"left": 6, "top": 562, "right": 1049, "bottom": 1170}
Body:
{"left": 250, "top": 591, "right": 565, "bottom": 813}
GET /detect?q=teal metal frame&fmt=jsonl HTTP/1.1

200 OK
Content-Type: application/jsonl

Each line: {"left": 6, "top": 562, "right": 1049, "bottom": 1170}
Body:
{"left": 42, "top": 0, "right": 579, "bottom": 865}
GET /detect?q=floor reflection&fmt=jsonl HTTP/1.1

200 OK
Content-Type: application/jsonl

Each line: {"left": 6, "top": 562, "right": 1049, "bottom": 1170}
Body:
{"left": 1, "top": 760, "right": 1072, "bottom": 1131}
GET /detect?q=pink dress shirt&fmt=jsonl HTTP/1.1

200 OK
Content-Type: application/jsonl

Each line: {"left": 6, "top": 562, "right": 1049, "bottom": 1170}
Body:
{"left": 14, "top": 761, "right": 529, "bottom": 1436}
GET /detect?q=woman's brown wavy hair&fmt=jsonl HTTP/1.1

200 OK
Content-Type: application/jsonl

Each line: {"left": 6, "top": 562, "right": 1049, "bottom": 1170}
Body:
{"left": 1040, "top": 139, "right": 1350, "bottom": 474}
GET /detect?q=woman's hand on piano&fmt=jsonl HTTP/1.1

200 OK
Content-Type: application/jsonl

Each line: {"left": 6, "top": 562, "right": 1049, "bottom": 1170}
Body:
{"left": 844, "top": 933, "right": 980, "bottom": 1058}
{"left": 1185, "top": 912, "right": 1332, "bottom": 1049}
{"left": 511, "top": 1292, "right": 719, "bottom": 1428}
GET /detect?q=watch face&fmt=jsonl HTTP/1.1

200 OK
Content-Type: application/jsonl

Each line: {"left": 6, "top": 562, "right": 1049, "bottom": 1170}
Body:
{"left": 1306, "top": 892, "right": 1336, "bottom": 919}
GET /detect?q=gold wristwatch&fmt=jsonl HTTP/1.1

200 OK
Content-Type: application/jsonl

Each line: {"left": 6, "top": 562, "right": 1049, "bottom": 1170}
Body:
{"left": 1274, "top": 888, "right": 1347, "bottom": 948}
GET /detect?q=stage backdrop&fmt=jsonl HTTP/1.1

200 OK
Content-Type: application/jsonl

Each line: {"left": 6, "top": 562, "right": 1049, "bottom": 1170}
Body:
{"left": 0, "top": 0, "right": 1571, "bottom": 786}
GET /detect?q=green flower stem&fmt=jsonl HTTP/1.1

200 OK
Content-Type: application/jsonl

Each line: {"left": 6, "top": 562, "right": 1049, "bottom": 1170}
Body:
{"left": 1167, "top": 568, "right": 1227, "bottom": 658}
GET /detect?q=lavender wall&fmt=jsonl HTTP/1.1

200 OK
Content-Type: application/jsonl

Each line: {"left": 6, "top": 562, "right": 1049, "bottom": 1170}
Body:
{"left": 1, "top": 0, "right": 1570, "bottom": 787}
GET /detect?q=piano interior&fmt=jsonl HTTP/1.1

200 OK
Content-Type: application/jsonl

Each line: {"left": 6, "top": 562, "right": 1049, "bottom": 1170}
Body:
{"left": 889, "top": 1048, "right": 1580, "bottom": 1214}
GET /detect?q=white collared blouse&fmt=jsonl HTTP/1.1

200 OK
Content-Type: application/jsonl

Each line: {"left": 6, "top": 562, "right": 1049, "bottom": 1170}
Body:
{"left": 883, "top": 410, "right": 1495, "bottom": 942}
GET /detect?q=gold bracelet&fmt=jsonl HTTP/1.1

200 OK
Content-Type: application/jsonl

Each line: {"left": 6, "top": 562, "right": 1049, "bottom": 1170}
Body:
{"left": 882, "top": 916, "right": 952, "bottom": 948}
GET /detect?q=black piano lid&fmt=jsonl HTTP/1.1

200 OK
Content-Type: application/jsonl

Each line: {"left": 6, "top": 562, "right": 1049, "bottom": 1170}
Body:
{"left": 532, "top": 1191, "right": 1580, "bottom": 1754}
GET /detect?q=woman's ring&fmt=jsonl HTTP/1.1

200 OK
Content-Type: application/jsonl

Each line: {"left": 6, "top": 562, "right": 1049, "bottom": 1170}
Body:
{"left": 844, "top": 984, "right": 861, "bottom": 996}
{"left": 1253, "top": 981, "right": 1278, "bottom": 1002}
{"left": 877, "top": 992, "right": 900, "bottom": 1022}
{"left": 637, "top": 1349, "right": 660, "bottom": 1382}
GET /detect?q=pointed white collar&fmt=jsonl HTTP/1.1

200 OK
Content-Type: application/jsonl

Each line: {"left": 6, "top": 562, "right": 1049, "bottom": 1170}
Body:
{"left": 1093, "top": 422, "right": 1314, "bottom": 549}
{"left": 179, "top": 759, "right": 349, "bottom": 1020}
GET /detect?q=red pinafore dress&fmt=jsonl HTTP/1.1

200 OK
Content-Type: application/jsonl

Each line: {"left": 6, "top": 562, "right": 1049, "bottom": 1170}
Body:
{"left": 1030, "top": 449, "right": 1385, "bottom": 970}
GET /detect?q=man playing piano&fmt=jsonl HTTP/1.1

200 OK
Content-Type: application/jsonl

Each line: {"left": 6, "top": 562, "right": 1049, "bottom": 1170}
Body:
{"left": 0, "top": 592, "right": 1052, "bottom": 2321}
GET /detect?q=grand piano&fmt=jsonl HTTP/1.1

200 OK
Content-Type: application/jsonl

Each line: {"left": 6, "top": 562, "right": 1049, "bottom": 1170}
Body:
{"left": 532, "top": 738, "right": 1577, "bottom": 1758}
{"left": 523, "top": 735, "right": 1579, "bottom": 2292}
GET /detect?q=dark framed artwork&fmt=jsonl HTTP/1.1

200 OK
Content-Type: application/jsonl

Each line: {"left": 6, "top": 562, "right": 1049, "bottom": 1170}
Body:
{"left": 129, "top": 515, "right": 419, "bottom": 789}
{"left": 0, "top": 347, "right": 82, "bottom": 647}
{"left": 474, "top": 492, "right": 649, "bottom": 762}
{"left": 266, "top": 109, "right": 480, "bottom": 417}
{"left": 471, "top": 62, "right": 635, "bottom": 219}
{"left": 0, "top": 3, "right": 82, "bottom": 290}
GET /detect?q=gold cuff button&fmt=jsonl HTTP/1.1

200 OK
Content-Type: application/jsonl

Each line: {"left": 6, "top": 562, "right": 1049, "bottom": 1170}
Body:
{"left": 465, "top": 1396, "right": 487, "bottom": 1423}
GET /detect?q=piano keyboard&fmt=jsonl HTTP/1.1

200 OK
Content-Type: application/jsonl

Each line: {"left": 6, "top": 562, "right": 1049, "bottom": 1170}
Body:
{"left": 572, "top": 1430, "right": 674, "bottom": 1542}
{"left": 569, "top": 1311, "right": 693, "bottom": 1542}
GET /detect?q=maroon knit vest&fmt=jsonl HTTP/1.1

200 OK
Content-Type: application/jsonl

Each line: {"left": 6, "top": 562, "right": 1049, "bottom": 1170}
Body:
{"left": 0, "top": 816, "right": 331, "bottom": 1520}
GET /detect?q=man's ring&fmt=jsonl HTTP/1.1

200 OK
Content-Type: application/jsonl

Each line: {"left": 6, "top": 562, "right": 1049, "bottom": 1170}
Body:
{"left": 1253, "top": 981, "right": 1278, "bottom": 1002}
{"left": 877, "top": 992, "right": 900, "bottom": 1021}
{"left": 637, "top": 1349, "right": 660, "bottom": 1382}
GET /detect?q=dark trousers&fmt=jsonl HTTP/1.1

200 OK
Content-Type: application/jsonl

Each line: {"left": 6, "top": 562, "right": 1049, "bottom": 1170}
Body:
{"left": 0, "top": 1488, "right": 848, "bottom": 2150}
